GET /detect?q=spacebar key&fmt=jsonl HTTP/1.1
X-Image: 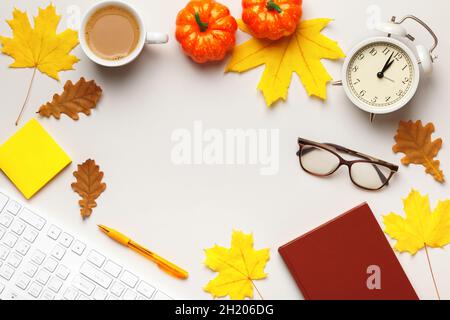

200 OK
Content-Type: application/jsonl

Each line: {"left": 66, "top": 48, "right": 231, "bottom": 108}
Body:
{"left": 80, "top": 263, "right": 112, "bottom": 289}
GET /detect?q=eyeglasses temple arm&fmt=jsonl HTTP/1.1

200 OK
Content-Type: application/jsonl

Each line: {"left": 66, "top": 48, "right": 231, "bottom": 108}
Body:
{"left": 325, "top": 143, "right": 397, "bottom": 170}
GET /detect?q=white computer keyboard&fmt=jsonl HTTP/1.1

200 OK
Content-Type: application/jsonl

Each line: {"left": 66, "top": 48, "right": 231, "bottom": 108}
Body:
{"left": 0, "top": 190, "right": 173, "bottom": 300}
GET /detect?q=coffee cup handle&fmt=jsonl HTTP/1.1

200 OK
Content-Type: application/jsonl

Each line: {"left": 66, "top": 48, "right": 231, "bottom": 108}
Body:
{"left": 146, "top": 32, "right": 169, "bottom": 45}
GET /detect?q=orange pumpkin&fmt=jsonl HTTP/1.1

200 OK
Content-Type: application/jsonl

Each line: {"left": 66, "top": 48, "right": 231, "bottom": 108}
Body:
{"left": 176, "top": 0, "right": 238, "bottom": 63}
{"left": 242, "top": 0, "right": 303, "bottom": 40}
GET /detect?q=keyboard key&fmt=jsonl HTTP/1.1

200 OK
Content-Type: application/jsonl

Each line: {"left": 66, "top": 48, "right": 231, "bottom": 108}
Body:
{"left": 20, "top": 208, "right": 46, "bottom": 231}
{"left": 137, "top": 296, "right": 149, "bottom": 300}
{"left": 59, "top": 232, "right": 74, "bottom": 248}
{"left": 28, "top": 282, "right": 43, "bottom": 298}
{"left": 22, "top": 228, "right": 38, "bottom": 243}
{"left": 104, "top": 260, "right": 122, "bottom": 278}
{"left": 4, "top": 289, "right": 22, "bottom": 300}
{"left": 47, "top": 225, "right": 61, "bottom": 240}
{"left": 93, "top": 288, "right": 108, "bottom": 300}
{"left": 0, "top": 213, "right": 14, "bottom": 228}
{"left": 121, "top": 270, "right": 139, "bottom": 288}
{"left": 6, "top": 200, "right": 21, "bottom": 216}
{"left": 0, "top": 264, "right": 15, "bottom": 280}
{"left": 41, "top": 290, "right": 55, "bottom": 300}
{"left": 123, "top": 289, "right": 137, "bottom": 300}
{"left": 0, "top": 282, "right": 4, "bottom": 294}
{"left": 15, "top": 240, "right": 31, "bottom": 256}
{"left": 72, "top": 275, "right": 95, "bottom": 296}
{"left": 48, "top": 277, "right": 63, "bottom": 293}
{"left": 55, "top": 264, "right": 70, "bottom": 280}
{"left": 63, "top": 287, "right": 79, "bottom": 300}
{"left": 10, "top": 220, "right": 26, "bottom": 236}
{"left": 0, "top": 228, "right": 5, "bottom": 240}
{"left": 15, "top": 274, "right": 31, "bottom": 290}
{"left": 23, "top": 262, "right": 38, "bottom": 278}
{"left": 153, "top": 291, "right": 173, "bottom": 300}
{"left": 30, "top": 249, "right": 46, "bottom": 265}
{"left": 137, "top": 281, "right": 156, "bottom": 299}
{"left": 77, "top": 294, "right": 90, "bottom": 300}
{"left": 0, "top": 244, "right": 10, "bottom": 260}
{"left": 87, "top": 250, "right": 105, "bottom": 267}
{"left": 0, "top": 193, "right": 8, "bottom": 212}
{"left": 110, "top": 281, "right": 125, "bottom": 297}
{"left": 44, "top": 258, "right": 58, "bottom": 273}
{"left": 51, "top": 245, "right": 66, "bottom": 260}
{"left": 3, "top": 232, "right": 18, "bottom": 248}
{"left": 72, "top": 240, "right": 86, "bottom": 256}
{"left": 7, "top": 252, "right": 22, "bottom": 268}
{"left": 107, "top": 295, "right": 119, "bottom": 300}
{"left": 36, "top": 269, "right": 51, "bottom": 285}
{"left": 80, "top": 263, "right": 112, "bottom": 289}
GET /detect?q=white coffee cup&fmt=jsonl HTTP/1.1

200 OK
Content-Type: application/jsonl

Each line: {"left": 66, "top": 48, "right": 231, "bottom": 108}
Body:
{"left": 79, "top": 0, "right": 168, "bottom": 67}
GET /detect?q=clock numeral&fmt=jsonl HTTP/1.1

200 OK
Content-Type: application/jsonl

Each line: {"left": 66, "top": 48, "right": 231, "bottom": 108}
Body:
{"left": 385, "top": 96, "right": 392, "bottom": 102}
{"left": 359, "top": 90, "right": 367, "bottom": 97}
{"left": 382, "top": 47, "right": 391, "bottom": 55}
{"left": 369, "top": 48, "right": 378, "bottom": 56}
{"left": 396, "top": 90, "right": 404, "bottom": 97}
{"left": 371, "top": 96, "right": 378, "bottom": 103}
{"left": 402, "top": 64, "right": 408, "bottom": 71}
{"left": 402, "top": 77, "right": 410, "bottom": 84}
{"left": 352, "top": 65, "right": 359, "bottom": 72}
{"left": 394, "top": 52, "right": 403, "bottom": 61}
{"left": 357, "top": 53, "right": 365, "bottom": 60}
{"left": 353, "top": 78, "right": 361, "bottom": 85}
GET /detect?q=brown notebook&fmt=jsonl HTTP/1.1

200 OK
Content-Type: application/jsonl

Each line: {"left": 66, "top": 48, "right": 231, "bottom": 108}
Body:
{"left": 279, "top": 203, "right": 418, "bottom": 300}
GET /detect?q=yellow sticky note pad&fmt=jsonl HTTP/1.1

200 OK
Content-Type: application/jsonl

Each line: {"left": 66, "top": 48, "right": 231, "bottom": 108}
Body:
{"left": 0, "top": 119, "right": 71, "bottom": 199}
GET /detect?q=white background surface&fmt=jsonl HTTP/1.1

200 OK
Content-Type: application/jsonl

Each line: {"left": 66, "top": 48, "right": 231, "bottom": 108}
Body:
{"left": 0, "top": 0, "right": 449, "bottom": 300}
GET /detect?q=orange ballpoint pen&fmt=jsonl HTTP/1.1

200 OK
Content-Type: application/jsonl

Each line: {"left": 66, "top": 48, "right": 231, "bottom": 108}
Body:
{"left": 98, "top": 225, "right": 189, "bottom": 280}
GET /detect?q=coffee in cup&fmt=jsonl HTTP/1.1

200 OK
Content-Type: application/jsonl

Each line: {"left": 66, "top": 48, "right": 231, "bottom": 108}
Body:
{"left": 80, "top": 1, "right": 168, "bottom": 67}
{"left": 85, "top": 5, "right": 140, "bottom": 61}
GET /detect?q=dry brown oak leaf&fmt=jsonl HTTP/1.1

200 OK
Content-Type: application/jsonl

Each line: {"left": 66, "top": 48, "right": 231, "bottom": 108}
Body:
{"left": 393, "top": 120, "right": 444, "bottom": 183}
{"left": 38, "top": 77, "right": 102, "bottom": 120}
{"left": 71, "top": 159, "right": 107, "bottom": 218}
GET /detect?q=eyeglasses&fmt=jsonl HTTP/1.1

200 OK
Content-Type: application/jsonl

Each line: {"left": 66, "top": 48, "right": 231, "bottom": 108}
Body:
{"left": 297, "top": 138, "right": 399, "bottom": 191}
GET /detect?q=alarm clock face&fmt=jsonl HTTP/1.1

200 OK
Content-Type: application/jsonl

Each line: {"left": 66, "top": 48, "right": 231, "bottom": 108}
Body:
{"left": 343, "top": 37, "right": 420, "bottom": 114}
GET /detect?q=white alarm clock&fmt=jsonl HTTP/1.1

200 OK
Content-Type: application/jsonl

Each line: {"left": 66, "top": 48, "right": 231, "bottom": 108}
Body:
{"left": 336, "top": 15, "right": 438, "bottom": 121}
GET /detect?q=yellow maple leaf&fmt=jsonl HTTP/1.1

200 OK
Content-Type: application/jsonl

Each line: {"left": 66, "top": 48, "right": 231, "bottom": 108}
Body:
{"left": 0, "top": 4, "right": 79, "bottom": 80}
{"left": 226, "top": 19, "right": 345, "bottom": 106}
{"left": 1, "top": 4, "right": 79, "bottom": 125}
{"left": 204, "top": 230, "right": 270, "bottom": 300}
{"left": 384, "top": 189, "right": 450, "bottom": 255}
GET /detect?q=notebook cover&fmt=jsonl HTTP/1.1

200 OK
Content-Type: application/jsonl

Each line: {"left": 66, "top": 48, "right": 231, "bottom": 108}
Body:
{"left": 0, "top": 119, "right": 71, "bottom": 199}
{"left": 279, "top": 203, "right": 418, "bottom": 300}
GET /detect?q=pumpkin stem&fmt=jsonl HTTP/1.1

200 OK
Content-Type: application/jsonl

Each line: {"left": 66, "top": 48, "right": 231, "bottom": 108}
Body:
{"left": 266, "top": 1, "right": 282, "bottom": 13}
{"left": 195, "top": 12, "right": 209, "bottom": 32}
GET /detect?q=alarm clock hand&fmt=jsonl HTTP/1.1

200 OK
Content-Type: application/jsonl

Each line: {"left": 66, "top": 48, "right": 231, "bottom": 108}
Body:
{"left": 377, "top": 52, "right": 395, "bottom": 79}
{"left": 384, "top": 59, "right": 395, "bottom": 72}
